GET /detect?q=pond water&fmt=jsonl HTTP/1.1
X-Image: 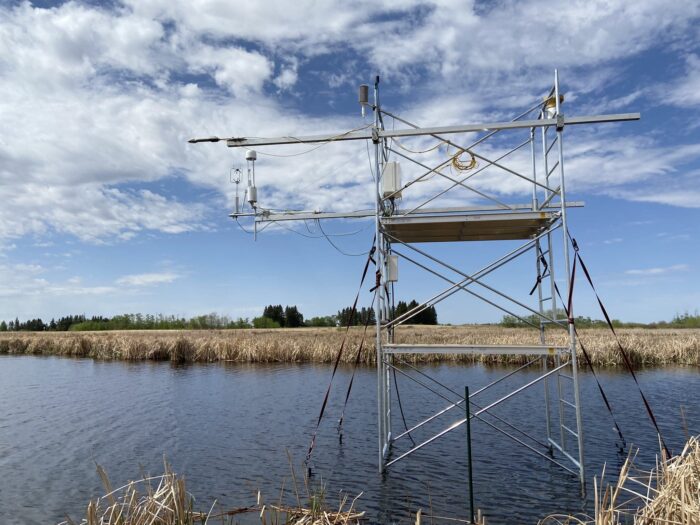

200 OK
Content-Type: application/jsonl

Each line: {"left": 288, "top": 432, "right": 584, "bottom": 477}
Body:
{"left": 0, "top": 356, "right": 697, "bottom": 524}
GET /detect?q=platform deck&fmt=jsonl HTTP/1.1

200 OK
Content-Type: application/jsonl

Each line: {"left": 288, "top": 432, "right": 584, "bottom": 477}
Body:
{"left": 381, "top": 210, "right": 558, "bottom": 243}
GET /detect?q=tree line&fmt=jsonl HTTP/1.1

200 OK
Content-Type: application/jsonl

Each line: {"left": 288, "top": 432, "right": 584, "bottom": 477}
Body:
{"left": 1, "top": 299, "right": 439, "bottom": 332}
{"left": 0, "top": 313, "right": 250, "bottom": 332}
{"left": 499, "top": 309, "right": 700, "bottom": 329}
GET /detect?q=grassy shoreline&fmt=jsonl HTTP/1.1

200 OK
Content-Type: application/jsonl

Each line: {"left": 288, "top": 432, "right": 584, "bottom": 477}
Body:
{"left": 1, "top": 326, "right": 698, "bottom": 367}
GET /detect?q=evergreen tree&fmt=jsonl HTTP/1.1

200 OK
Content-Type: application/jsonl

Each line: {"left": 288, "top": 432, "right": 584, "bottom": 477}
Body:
{"left": 263, "top": 305, "right": 285, "bottom": 327}
{"left": 284, "top": 305, "right": 304, "bottom": 328}
{"left": 393, "top": 300, "right": 437, "bottom": 325}
{"left": 0, "top": 320, "right": 6, "bottom": 332}
{"left": 336, "top": 307, "right": 355, "bottom": 326}
{"left": 422, "top": 305, "right": 438, "bottom": 325}
{"left": 395, "top": 300, "right": 408, "bottom": 320}
{"left": 357, "top": 307, "right": 376, "bottom": 326}
{"left": 406, "top": 300, "right": 420, "bottom": 323}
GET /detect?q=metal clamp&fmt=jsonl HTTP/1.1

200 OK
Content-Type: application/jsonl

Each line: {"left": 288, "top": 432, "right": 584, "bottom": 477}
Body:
{"left": 556, "top": 114, "right": 565, "bottom": 131}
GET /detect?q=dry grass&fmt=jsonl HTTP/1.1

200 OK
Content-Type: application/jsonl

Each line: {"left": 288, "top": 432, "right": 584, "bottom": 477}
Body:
{"left": 539, "top": 435, "right": 700, "bottom": 524}
{"left": 60, "top": 459, "right": 365, "bottom": 525}
{"left": 1, "top": 326, "right": 698, "bottom": 367}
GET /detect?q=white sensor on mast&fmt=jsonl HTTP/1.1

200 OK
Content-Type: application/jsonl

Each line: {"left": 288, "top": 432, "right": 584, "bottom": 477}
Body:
{"left": 246, "top": 150, "right": 257, "bottom": 208}
{"left": 230, "top": 167, "right": 242, "bottom": 214}
{"left": 359, "top": 84, "right": 369, "bottom": 118}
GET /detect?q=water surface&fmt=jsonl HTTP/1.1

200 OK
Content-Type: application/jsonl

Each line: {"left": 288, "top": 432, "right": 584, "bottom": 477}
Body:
{"left": 0, "top": 356, "right": 697, "bottom": 524}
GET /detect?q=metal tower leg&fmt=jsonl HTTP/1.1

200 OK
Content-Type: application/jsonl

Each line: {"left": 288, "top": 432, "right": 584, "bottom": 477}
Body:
{"left": 374, "top": 81, "right": 392, "bottom": 471}
{"left": 554, "top": 69, "right": 585, "bottom": 484}
{"left": 373, "top": 82, "right": 386, "bottom": 472}
{"left": 531, "top": 125, "right": 553, "bottom": 448}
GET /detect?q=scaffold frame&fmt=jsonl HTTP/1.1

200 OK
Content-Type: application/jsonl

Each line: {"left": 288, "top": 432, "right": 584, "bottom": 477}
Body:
{"left": 190, "top": 70, "right": 640, "bottom": 485}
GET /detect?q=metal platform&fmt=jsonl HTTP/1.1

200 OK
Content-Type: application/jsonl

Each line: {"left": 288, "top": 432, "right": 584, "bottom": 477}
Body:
{"left": 383, "top": 344, "right": 567, "bottom": 355}
{"left": 381, "top": 210, "right": 558, "bottom": 243}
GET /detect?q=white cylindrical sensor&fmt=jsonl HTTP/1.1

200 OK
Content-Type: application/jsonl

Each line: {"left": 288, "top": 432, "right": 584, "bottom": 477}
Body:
{"left": 246, "top": 150, "right": 257, "bottom": 161}
{"left": 359, "top": 84, "right": 369, "bottom": 106}
{"left": 247, "top": 186, "right": 257, "bottom": 205}
{"left": 386, "top": 254, "right": 398, "bottom": 282}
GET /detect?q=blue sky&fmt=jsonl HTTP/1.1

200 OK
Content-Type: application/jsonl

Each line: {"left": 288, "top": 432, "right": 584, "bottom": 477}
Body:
{"left": 1, "top": 0, "right": 699, "bottom": 324}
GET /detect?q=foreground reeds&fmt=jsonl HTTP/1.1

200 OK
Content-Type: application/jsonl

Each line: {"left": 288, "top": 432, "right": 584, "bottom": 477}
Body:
{"left": 540, "top": 436, "right": 700, "bottom": 524}
{"left": 1, "top": 326, "right": 698, "bottom": 367}
{"left": 61, "top": 459, "right": 365, "bottom": 525}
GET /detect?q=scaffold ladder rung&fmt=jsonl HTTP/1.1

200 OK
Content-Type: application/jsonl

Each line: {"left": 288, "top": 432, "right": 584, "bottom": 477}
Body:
{"left": 562, "top": 424, "right": 579, "bottom": 438}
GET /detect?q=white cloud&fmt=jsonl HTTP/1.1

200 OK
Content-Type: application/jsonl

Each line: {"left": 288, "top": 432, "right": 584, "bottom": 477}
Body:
{"left": 0, "top": 0, "right": 699, "bottom": 248}
{"left": 274, "top": 61, "right": 299, "bottom": 91}
{"left": 625, "top": 264, "right": 689, "bottom": 276}
{"left": 185, "top": 43, "right": 273, "bottom": 96}
{"left": 116, "top": 272, "right": 181, "bottom": 287}
{"left": 0, "top": 262, "right": 115, "bottom": 298}
{"left": 668, "top": 54, "right": 700, "bottom": 107}
{"left": 0, "top": 185, "right": 209, "bottom": 242}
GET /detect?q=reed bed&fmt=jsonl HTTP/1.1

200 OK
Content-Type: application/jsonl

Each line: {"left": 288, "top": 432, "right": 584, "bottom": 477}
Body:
{"left": 1, "top": 326, "right": 698, "bottom": 367}
{"left": 539, "top": 435, "right": 700, "bottom": 524}
{"left": 60, "top": 460, "right": 365, "bottom": 525}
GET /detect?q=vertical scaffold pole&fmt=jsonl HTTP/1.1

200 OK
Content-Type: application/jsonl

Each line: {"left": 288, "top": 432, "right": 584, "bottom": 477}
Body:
{"left": 532, "top": 126, "right": 552, "bottom": 445}
{"left": 541, "top": 116, "right": 562, "bottom": 453}
{"left": 554, "top": 69, "right": 585, "bottom": 484}
{"left": 374, "top": 77, "right": 387, "bottom": 472}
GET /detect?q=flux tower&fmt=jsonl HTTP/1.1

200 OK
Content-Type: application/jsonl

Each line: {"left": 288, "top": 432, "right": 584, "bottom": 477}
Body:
{"left": 190, "top": 70, "right": 640, "bottom": 483}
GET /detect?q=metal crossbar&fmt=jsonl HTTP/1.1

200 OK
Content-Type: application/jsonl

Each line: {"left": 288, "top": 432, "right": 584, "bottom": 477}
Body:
{"left": 392, "top": 357, "right": 541, "bottom": 441}
{"left": 211, "top": 113, "right": 639, "bottom": 148}
{"left": 386, "top": 362, "right": 569, "bottom": 467}
{"left": 383, "top": 224, "right": 562, "bottom": 329}
{"left": 398, "top": 139, "right": 531, "bottom": 214}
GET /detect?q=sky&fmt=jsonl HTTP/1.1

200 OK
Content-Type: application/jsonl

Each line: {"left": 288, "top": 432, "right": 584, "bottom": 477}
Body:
{"left": 0, "top": 0, "right": 699, "bottom": 325}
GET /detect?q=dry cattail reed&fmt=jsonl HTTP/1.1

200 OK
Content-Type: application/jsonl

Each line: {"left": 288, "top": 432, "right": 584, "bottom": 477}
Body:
{"left": 1, "top": 326, "right": 698, "bottom": 367}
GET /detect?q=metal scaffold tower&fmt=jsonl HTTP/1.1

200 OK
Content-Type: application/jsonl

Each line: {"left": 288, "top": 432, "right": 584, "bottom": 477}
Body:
{"left": 190, "top": 70, "right": 639, "bottom": 484}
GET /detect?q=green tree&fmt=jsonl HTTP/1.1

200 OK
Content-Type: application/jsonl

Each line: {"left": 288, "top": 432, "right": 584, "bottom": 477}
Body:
{"left": 395, "top": 300, "right": 408, "bottom": 320}
{"left": 306, "top": 316, "right": 336, "bottom": 327}
{"left": 284, "top": 306, "right": 304, "bottom": 328}
{"left": 263, "top": 305, "right": 285, "bottom": 327}
{"left": 336, "top": 307, "right": 355, "bottom": 326}
{"left": 392, "top": 300, "right": 438, "bottom": 325}
{"left": 357, "top": 307, "right": 376, "bottom": 326}
{"left": 0, "top": 320, "right": 6, "bottom": 332}
{"left": 252, "top": 316, "right": 281, "bottom": 328}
